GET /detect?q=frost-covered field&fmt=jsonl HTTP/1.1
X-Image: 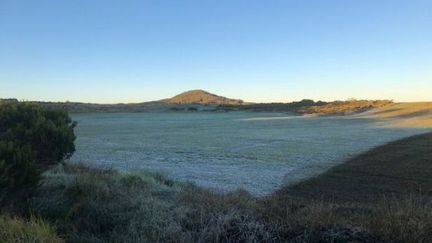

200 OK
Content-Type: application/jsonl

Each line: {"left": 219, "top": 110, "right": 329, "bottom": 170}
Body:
{"left": 70, "top": 112, "right": 428, "bottom": 195}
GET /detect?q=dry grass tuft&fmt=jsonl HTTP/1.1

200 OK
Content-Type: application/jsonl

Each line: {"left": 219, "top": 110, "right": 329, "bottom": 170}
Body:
{"left": 367, "top": 195, "right": 432, "bottom": 243}
{"left": 0, "top": 214, "right": 64, "bottom": 243}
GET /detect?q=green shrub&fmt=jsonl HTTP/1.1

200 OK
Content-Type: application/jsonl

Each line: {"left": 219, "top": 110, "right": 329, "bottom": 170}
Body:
{"left": 0, "top": 102, "right": 76, "bottom": 165}
{"left": 0, "top": 102, "right": 76, "bottom": 198}
{"left": 0, "top": 141, "right": 40, "bottom": 192}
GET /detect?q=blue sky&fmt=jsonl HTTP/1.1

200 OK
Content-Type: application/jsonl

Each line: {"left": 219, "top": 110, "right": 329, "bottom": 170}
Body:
{"left": 1, "top": 0, "right": 431, "bottom": 103}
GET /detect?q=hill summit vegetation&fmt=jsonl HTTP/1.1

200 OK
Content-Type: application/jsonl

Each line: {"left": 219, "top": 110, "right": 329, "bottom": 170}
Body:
{"left": 163, "top": 89, "right": 244, "bottom": 105}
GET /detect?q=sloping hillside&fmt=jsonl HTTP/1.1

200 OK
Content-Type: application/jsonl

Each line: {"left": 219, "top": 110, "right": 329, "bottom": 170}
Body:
{"left": 298, "top": 99, "right": 393, "bottom": 115}
{"left": 163, "top": 90, "right": 244, "bottom": 105}
{"left": 360, "top": 102, "right": 432, "bottom": 128}
{"left": 1, "top": 90, "right": 246, "bottom": 112}
{"left": 273, "top": 132, "right": 432, "bottom": 203}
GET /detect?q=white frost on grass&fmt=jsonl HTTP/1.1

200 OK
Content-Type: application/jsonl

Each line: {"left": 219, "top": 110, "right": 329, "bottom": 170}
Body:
{"left": 238, "top": 114, "right": 317, "bottom": 121}
{"left": 70, "top": 112, "right": 430, "bottom": 195}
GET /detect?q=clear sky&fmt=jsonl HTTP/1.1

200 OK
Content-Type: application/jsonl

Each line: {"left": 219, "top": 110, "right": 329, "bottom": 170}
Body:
{"left": 1, "top": 0, "right": 431, "bottom": 103}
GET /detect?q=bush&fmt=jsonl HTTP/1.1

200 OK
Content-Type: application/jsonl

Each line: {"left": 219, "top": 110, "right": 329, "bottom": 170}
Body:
{"left": 0, "top": 102, "right": 76, "bottom": 197}
{"left": 0, "top": 141, "right": 40, "bottom": 192}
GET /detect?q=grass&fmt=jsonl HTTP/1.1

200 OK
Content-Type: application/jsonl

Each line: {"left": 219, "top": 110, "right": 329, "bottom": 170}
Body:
{"left": 367, "top": 196, "right": 432, "bottom": 242}
{"left": 30, "top": 164, "right": 183, "bottom": 242}
{"left": 0, "top": 214, "right": 64, "bottom": 243}
{"left": 29, "top": 164, "right": 274, "bottom": 242}
{"left": 2, "top": 132, "right": 432, "bottom": 242}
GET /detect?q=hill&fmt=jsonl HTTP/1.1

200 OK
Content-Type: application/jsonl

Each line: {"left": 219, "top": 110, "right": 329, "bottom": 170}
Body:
{"left": 359, "top": 102, "right": 432, "bottom": 128}
{"left": 162, "top": 89, "right": 244, "bottom": 105}
{"left": 0, "top": 90, "right": 246, "bottom": 112}
{"left": 298, "top": 99, "right": 393, "bottom": 115}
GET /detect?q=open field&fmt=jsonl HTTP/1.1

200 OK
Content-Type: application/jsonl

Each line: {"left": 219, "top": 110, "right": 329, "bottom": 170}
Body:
{"left": 11, "top": 132, "right": 431, "bottom": 242}
{"left": 2, "top": 101, "right": 432, "bottom": 242}
{"left": 70, "top": 112, "right": 428, "bottom": 195}
{"left": 359, "top": 102, "right": 432, "bottom": 128}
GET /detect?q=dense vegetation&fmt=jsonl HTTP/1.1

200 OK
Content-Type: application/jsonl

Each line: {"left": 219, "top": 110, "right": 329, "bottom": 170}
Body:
{"left": 298, "top": 99, "right": 393, "bottom": 115}
{"left": 1, "top": 102, "right": 431, "bottom": 242}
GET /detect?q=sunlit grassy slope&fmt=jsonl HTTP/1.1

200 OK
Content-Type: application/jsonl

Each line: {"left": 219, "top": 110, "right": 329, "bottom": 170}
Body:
{"left": 360, "top": 102, "right": 432, "bottom": 128}
{"left": 299, "top": 99, "right": 392, "bottom": 115}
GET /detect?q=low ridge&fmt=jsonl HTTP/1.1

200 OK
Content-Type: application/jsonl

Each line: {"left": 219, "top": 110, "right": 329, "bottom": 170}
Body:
{"left": 164, "top": 89, "right": 244, "bottom": 105}
{"left": 359, "top": 102, "right": 432, "bottom": 128}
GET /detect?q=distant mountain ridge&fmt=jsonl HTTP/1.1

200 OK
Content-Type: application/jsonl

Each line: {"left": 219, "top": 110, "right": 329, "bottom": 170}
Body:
{"left": 1, "top": 91, "right": 400, "bottom": 118}
{"left": 162, "top": 90, "right": 244, "bottom": 105}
